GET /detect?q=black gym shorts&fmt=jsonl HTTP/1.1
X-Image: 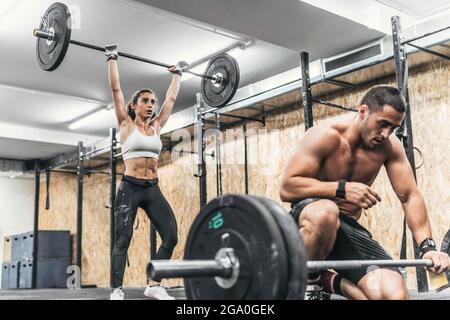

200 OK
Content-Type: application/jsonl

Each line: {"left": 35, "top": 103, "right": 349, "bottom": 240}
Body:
{"left": 290, "top": 198, "right": 402, "bottom": 285}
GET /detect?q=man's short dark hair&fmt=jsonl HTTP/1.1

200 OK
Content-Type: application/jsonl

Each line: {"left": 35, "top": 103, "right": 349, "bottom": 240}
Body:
{"left": 360, "top": 86, "right": 406, "bottom": 113}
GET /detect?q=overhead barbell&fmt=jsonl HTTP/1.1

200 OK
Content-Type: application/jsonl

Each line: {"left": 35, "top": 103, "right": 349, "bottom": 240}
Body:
{"left": 147, "top": 194, "right": 450, "bottom": 300}
{"left": 33, "top": 2, "right": 240, "bottom": 108}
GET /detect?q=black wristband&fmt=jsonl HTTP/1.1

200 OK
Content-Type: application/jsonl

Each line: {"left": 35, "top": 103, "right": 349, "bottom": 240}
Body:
{"left": 335, "top": 179, "right": 346, "bottom": 198}
{"left": 419, "top": 246, "right": 436, "bottom": 258}
{"left": 419, "top": 238, "right": 437, "bottom": 258}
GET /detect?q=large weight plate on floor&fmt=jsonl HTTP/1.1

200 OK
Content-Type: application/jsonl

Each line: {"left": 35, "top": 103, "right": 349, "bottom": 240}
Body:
{"left": 251, "top": 196, "right": 308, "bottom": 300}
{"left": 201, "top": 53, "right": 240, "bottom": 108}
{"left": 184, "top": 194, "right": 288, "bottom": 299}
{"left": 36, "top": 2, "right": 71, "bottom": 71}
{"left": 441, "top": 228, "right": 450, "bottom": 282}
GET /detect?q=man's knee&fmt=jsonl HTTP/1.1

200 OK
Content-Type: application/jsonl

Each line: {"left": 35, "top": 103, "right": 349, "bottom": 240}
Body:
{"left": 380, "top": 271, "right": 408, "bottom": 300}
{"left": 360, "top": 268, "right": 409, "bottom": 300}
{"left": 301, "top": 200, "right": 340, "bottom": 231}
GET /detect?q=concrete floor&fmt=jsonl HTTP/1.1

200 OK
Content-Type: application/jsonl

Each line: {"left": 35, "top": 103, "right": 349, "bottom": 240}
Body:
{"left": 0, "top": 287, "right": 449, "bottom": 300}
{"left": 0, "top": 287, "right": 186, "bottom": 300}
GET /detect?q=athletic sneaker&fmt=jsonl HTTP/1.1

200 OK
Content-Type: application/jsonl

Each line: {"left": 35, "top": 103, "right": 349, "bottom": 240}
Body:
{"left": 144, "top": 285, "right": 175, "bottom": 300}
{"left": 110, "top": 287, "right": 125, "bottom": 300}
{"left": 305, "top": 284, "right": 331, "bottom": 300}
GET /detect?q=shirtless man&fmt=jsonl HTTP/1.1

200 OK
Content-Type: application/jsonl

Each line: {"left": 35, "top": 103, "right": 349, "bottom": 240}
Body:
{"left": 279, "top": 85, "right": 450, "bottom": 299}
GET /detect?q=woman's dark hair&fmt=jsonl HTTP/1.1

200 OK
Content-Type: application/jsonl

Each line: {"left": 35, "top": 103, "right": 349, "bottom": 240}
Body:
{"left": 127, "top": 89, "right": 158, "bottom": 120}
{"left": 360, "top": 85, "right": 406, "bottom": 113}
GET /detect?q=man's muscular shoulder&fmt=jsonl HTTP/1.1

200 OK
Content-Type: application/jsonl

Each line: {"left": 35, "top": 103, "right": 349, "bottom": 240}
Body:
{"left": 302, "top": 125, "right": 342, "bottom": 156}
{"left": 384, "top": 133, "right": 405, "bottom": 160}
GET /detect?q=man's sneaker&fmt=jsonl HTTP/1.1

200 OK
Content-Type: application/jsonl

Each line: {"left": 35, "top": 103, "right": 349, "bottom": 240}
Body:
{"left": 110, "top": 287, "right": 124, "bottom": 300}
{"left": 144, "top": 285, "right": 175, "bottom": 300}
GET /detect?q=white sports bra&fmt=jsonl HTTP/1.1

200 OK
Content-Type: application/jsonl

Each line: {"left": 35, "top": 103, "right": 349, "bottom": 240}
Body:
{"left": 121, "top": 126, "right": 162, "bottom": 161}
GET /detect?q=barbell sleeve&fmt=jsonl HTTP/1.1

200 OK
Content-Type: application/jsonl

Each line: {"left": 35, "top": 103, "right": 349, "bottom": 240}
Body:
{"left": 307, "top": 259, "right": 434, "bottom": 271}
{"left": 33, "top": 29, "right": 54, "bottom": 41}
{"left": 148, "top": 259, "right": 232, "bottom": 280}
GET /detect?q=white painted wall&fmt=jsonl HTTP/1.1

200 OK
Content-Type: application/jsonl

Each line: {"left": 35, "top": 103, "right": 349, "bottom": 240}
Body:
{"left": 0, "top": 176, "right": 35, "bottom": 286}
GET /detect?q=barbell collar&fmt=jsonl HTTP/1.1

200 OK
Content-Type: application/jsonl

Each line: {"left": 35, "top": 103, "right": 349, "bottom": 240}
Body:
{"left": 307, "top": 259, "right": 433, "bottom": 271}
{"left": 33, "top": 29, "right": 54, "bottom": 41}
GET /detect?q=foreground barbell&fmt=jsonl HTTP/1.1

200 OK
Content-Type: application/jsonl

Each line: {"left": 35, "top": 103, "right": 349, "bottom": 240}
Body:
{"left": 33, "top": 2, "right": 240, "bottom": 108}
{"left": 150, "top": 257, "right": 434, "bottom": 278}
{"left": 147, "top": 194, "right": 449, "bottom": 300}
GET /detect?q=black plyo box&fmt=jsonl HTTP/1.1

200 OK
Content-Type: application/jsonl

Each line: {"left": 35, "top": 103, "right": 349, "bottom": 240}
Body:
{"left": 1, "top": 263, "right": 10, "bottom": 289}
{"left": 11, "top": 230, "right": 71, "bottom": 261}
{"left": 8, "top": 261, "right": 20, "bottom": 289}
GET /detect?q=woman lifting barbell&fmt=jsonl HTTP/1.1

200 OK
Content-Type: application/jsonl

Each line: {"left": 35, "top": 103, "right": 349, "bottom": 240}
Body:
{"left": 105, "top": 44, "right": 181, "bottom": 300}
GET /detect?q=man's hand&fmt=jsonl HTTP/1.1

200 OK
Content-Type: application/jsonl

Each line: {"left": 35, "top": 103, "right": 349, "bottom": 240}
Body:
{"left": 344, "top": 182, "right": 381, "bottom": 210}
{"left": 422, "top": 251, "right": 450, "bottom": 274}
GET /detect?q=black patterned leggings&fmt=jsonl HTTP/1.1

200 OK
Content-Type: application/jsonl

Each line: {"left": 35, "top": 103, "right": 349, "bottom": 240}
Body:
{"left": 111, "top": 175, "right": 178, "bottom": 289}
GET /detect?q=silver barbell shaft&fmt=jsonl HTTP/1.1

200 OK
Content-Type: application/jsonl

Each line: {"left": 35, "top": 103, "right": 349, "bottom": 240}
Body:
{"left": 149, "top": 258, "right": 434, "bottom": 280}
{"left": 307, "top": 259, "right": 433, "bottom": 271}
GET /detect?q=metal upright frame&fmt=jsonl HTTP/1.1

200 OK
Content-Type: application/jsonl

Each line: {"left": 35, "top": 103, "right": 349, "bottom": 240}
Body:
{"left": 31, "top": 166, "right": 40, "bottom": 289}
{"left": 301, "top": 52, "right": 314, "bottom": 130}
{"left": 215, "top": 113, "right": 223, "bottom": 197}
{"left": 76, "top": 142, "right": 84, "bottom": 282}
{"left": 392, "top": 16, "right": 428, "bottom": 292}
{"left": 195, "top": 93, "right": 208, "bottom": 208}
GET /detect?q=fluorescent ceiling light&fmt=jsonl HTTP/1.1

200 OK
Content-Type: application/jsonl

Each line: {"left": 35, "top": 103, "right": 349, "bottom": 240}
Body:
{"left": 9, "top": 172, "right": 24, "bottom": 179}
{"left": 69, "top": 106, "right": 112, "bottom": 130}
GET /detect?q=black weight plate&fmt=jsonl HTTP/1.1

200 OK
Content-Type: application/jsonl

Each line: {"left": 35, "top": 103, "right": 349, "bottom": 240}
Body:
{"left": 184, "top": 194, "right": 288, "bottom": 300}
{"left": 201, "top": 53, "right": 240, "bottom": 108}
{"left": 36, "top": 2, "right": 71, "bottom": 71}
{"left": 251, "top": 196, "right": 308, "bottom": 300}
{"left": 441, "top": 229, "right": 450, "bottom": 282}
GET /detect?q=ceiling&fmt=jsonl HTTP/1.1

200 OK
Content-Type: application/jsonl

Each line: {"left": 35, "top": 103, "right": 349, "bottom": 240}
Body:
{"left": 136, "top": 0, "right": 383, "bottom": 57}
{"left": 375, "top": 0, "right": 450, "bottom": 18}
{"left": 0, "top": 0, "right": 386, "bottom": 164}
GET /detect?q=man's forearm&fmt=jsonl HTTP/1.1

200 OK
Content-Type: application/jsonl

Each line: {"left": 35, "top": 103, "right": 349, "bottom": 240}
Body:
{"left": 403, "top": 191, "right": 432, "bottom": 245}
{"left": 280, "top": 177, "right": 338, "bottom": 202}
